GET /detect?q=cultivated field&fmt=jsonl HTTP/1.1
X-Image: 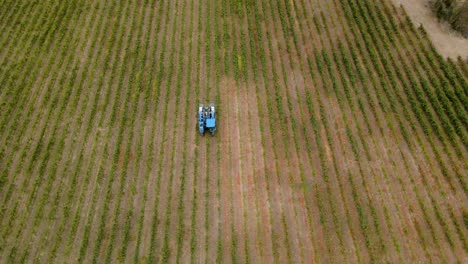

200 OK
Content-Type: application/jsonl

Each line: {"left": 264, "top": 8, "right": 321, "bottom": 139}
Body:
{"left": 0, "top": 0, "right": 467, "bottom": 263}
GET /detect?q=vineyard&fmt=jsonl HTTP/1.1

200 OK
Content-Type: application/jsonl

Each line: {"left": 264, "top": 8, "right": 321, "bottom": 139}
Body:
{"left": 0, "top": 0, "right": 467, "bottom": 263}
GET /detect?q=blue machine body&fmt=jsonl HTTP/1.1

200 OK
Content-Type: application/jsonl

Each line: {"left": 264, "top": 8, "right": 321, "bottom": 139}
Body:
{"left": 198, "top": 103, "right": 216, "bottom": 135}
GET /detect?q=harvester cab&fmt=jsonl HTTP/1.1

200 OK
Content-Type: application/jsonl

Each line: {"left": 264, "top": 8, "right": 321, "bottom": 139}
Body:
{"left": 198, "top": 103, "right": 216, "bottom": 135}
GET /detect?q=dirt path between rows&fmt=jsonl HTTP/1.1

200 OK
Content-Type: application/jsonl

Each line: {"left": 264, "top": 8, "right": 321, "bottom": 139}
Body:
{"left": 389, "top": 0, "right": 468, "bottom": 59}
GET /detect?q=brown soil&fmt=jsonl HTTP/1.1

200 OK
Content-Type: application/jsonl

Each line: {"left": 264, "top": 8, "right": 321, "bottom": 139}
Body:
{"left": 390, "top": 0, "right": 468, "bottom": 59}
